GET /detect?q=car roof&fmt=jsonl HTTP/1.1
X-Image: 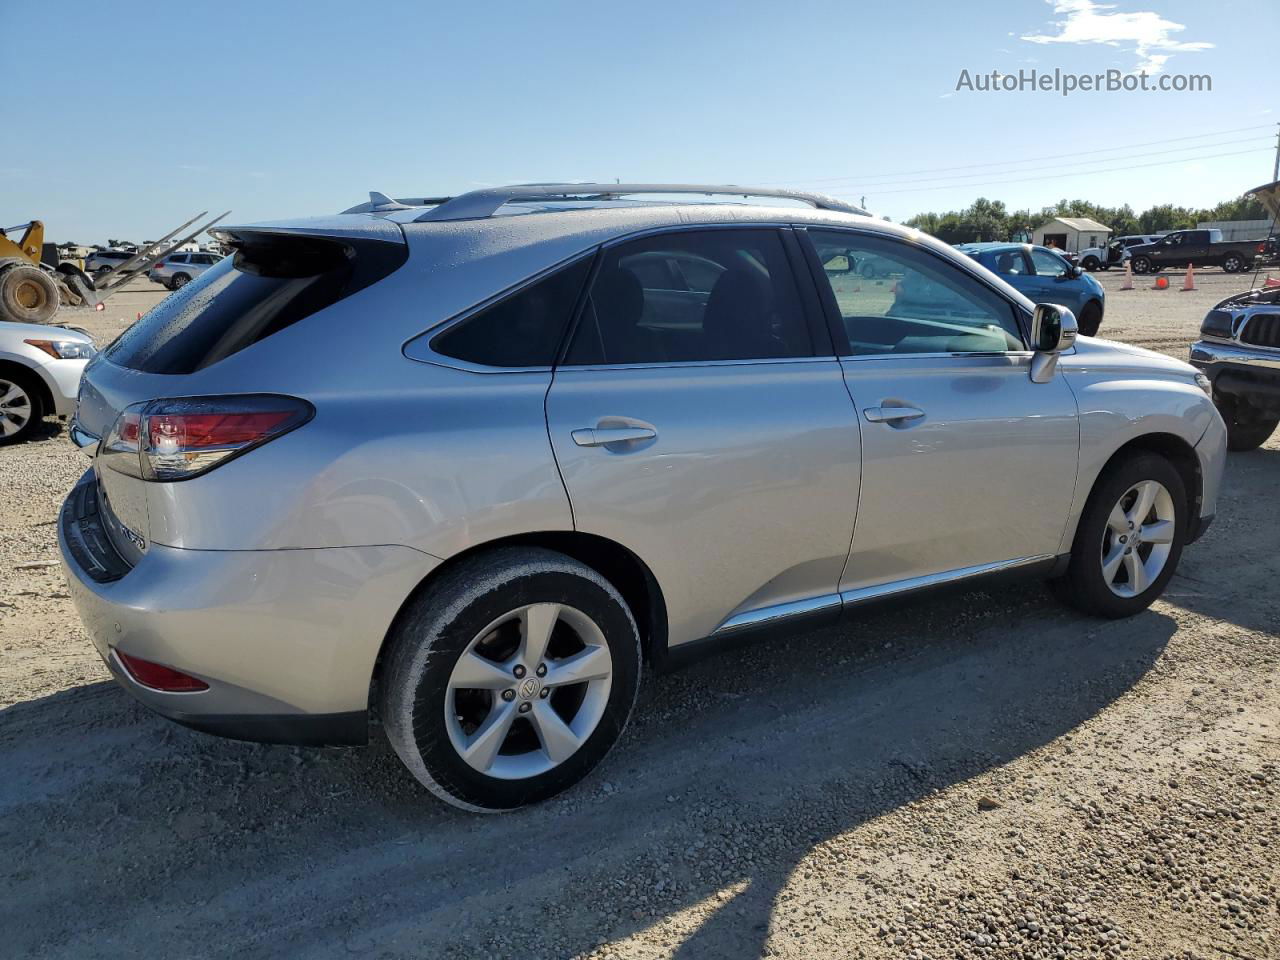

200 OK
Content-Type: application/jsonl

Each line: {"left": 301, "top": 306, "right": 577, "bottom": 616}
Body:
{"left": 955, "top": 242, "right": 1028, "bottom": 253}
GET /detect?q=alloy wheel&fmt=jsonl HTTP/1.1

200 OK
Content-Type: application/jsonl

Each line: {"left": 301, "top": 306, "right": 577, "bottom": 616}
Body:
{"left": 445, "top": 602, "right": 613, "bottom": 780}
{"left": 0, "top": 378, "right": 33, "bottom": 438}
{"left": 1099, "top": 480, "right": 1176, "bottom": 598}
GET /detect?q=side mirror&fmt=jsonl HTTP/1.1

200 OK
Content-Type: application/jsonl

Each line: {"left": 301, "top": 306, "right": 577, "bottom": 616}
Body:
{"left": 1067, "top": 264, "right": 1082, "bottom": 279}
{"left": 1030, "top": 303, "right": 1078, "bottom": 383}
{"left": 823, "top": 253, "right": 853, "bottom": 274}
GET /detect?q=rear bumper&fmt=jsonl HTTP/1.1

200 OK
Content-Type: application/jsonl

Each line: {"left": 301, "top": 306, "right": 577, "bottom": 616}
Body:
{"left": 57, "top": 471, "right": 440, "bottom": 745}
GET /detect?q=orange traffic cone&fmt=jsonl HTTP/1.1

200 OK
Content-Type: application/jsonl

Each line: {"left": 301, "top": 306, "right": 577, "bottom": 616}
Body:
{"left": 1181, "top": 263, "right": 1196, "bottom": 291}
{"left": 1265, "top": 275, "right": 1280, "bottom": 289}
{"left": 1153, "top": 276, "right": 1170, "bottom": 290}
{"left": 1121, "top": 260, "right": 1134, "bottom": 290}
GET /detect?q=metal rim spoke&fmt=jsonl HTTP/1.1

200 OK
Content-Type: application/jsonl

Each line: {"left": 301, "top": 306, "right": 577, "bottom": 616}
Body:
{"left": 1140, "top": 519, "right": 1174, "bottom": 545}
{"left": 450, "top": 650, "right": 516, "bottom": 690}
{"left": 519, "top": 603, "right": 560, "bottom": 667}
{"left": 1101, "top": 478, "right": 1175, "bottom": 598}
{"left": 529, "top": 700, "right": 582, "bottom": 763}
{"left": 461, "top": 701, "right": 517, "bottom": 773}
{"left": 543, "top": 644, "right": 611, "bottom": 688}
{"left": 1102, "top": 543, "right": 1125, "bottom": 584}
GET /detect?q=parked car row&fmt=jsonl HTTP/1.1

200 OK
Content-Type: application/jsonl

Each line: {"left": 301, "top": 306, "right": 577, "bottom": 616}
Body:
{"left": 53, "top": 183, "right": 1225, "bottom": 811}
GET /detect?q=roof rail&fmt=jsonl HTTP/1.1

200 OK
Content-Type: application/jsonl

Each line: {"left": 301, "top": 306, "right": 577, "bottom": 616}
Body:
{"left": 405, "top": 183, "right": 868, "bottom": 222}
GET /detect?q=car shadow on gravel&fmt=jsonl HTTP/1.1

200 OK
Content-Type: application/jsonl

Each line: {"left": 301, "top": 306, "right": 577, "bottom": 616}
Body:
{"left": 0, "top": 586, "right": 1176, "bottom": 959}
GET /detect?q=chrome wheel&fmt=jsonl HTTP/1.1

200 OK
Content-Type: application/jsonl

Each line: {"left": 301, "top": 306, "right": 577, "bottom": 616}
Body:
{"left": 0, "top": 378, "right": 34, "bottom": 438}
{"left": 1100, "top": 480, "right": 1176, "bottom": 598}
{"left": 445, "top": 602, "right": 613, "bottom": 780}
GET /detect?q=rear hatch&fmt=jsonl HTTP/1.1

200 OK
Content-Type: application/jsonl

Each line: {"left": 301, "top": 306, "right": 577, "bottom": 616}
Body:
{"left": 75, "top": 218, "right": 407, "bottom": 568}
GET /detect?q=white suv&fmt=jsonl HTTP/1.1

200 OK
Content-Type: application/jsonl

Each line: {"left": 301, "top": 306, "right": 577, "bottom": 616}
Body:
{"left": 0, "top": 321, "right": 95, "bottom": 443}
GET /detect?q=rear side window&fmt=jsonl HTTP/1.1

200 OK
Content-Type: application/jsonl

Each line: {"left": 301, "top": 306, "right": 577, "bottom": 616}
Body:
{"left": 429, "top": 257, "right": 592, "bottom": 367}
{"left": 564, "top": 229, "right": 812, "bottom": 365}
{"left": 106, "top": 232, "right": 406, "bottom": 374}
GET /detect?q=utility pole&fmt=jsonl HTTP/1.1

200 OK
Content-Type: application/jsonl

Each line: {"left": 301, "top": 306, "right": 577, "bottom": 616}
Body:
{"left": 1273, "top": 123, "right": 1279, "bottom": 182}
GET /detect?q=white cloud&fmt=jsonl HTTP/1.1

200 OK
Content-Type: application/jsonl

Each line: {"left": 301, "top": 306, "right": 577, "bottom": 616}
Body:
{"left": 1021, "top": 0, "right": 1212, "bottom": 73}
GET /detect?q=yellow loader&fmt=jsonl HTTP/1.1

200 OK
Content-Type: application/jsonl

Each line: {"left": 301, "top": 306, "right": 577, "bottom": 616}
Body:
{"left": 0, "top": 211, "right": 228, "bottom": 325}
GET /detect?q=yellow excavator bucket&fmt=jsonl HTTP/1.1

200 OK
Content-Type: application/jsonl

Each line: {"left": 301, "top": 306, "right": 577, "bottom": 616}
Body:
{"left": 0, "top": 220, "right": 45, "bottom": 265}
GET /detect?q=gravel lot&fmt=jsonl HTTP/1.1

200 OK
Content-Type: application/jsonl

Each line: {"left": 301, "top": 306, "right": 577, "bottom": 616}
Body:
{"left": 2, "top": 270, "right": 1277, "bottom": 960}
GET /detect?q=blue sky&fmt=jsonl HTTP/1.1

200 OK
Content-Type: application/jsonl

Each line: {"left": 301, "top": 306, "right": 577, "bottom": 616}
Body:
{"left": 1, "top": 0, "right": 1275, "bottom": 243}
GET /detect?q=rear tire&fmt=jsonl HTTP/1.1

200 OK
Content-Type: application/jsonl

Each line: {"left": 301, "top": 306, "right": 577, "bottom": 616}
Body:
{"left": 0, "top": 367, "right": 42, "bottom": 445}
{"left": 381, "top": 547, "right": 642, "bottom": 812}
{"left": 1052, "top": 453, "right": 1186, "bottom": 619}
{"left": 0, "top": 264, "right": 59, "bottom": 324}
{"left": 1222, "top": 254, "right": 1244, "bottom": 274}
{"left": 1081, "top": 256, "right": 1100, "bottom": 271}
{"left": 1130, "top": 256, "right": 1152, "bottom": 275}
{"left": 170, "top": 273, "right": 191, "bottom": 290}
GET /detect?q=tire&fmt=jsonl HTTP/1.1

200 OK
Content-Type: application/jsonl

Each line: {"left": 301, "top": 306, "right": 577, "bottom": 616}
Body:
{"left": 94, "top": 266, "right": 112, "bottom": 279}
{"left": 381, "top": 546, "right": 642, "bottom": 812}
{"left": 0, "top": 264, "right": 60, "bottom": 324}
{"left": 1078, "top": 300, "right": 1103, "bottom": 337}
{"left": 0, "top": 367, "right": 43, "bottom": 445}
{"left": 1217, "top": 398, "right": 1278, "bottom": 451}
{"left": 1052, "top": 453, "right": 1187, "bottom": 619}
{"left": 1222, "top": 254, "right": 1244, "bottom": 274}
{"left": 1130, "top": 256, "right": 1152, "bottom": 275}
{"left": 170, "top": 273, "right": 191, "bottom": 290}
{"left": 1081, "top": 256, "right": 1100, "bottom": 271}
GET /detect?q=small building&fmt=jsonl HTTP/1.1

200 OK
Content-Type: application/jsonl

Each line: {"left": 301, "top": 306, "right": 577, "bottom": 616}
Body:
{"left": 1198, "top": 219, "right": 1274, "bottom": 242}
{"left": 1032, "top": 217, "right": 1112, "bottom": 254}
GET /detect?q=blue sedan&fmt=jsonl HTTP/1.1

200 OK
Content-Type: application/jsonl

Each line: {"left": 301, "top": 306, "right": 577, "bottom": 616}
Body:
{"left": 956, "top": 243, "right": 1106, "bottom": 337}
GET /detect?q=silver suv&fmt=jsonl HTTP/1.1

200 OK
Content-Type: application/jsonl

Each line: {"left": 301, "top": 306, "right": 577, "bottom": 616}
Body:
{"left": 148, "top": 251, "right": 221, "bottom": 290}
{"left": 59, "top": 184, "right": 1226, "bottom": 811}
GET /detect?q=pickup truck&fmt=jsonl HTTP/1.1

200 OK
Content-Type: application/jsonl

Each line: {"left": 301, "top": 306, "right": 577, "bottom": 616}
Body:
{"left": 1189, "top": 180, "right": 1280, "bottom": 451}
{"left": 1129, "top": 228, "right": 1267, "bottom": 275}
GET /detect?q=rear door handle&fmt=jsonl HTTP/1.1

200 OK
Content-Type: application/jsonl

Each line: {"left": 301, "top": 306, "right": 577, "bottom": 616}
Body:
{"left": 863, "top": 405, "right": 925, "bottom": 423}
{"left": 571, "top": 426, "right": 657, "bottom": 447}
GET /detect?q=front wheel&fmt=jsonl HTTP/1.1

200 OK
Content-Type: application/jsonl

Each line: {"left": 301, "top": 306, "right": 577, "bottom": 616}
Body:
{"left": 381, "top": 547, "right": 642, "bottom": 811}
{"left": 1077, "top": 301, "right": 1103, "bottom": 337}
{"left": 1052, "top": 453, "right": 1186, "bottom": 619}
{"left": 1081, "top": 256, "right": 1100, "bottom": 271}
{"left": 1222, "top": 254, "right": 1244, "bottom": 274}
{"left": 0, "top": 368, "right": 41, "bottom": 445}
{"left": 1130, "top": 256, "right": 1152, "bottom": 275}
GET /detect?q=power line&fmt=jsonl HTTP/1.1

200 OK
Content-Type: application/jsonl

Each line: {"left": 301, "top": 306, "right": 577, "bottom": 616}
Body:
{"left": 801, "top": 136, "right": 1273, "bottom": 190}
{"left": 842, "top": 147, "right": 1271, "bottom": 198}
{"left": 784, "top": 123, "right": 1277, "bottom": 185}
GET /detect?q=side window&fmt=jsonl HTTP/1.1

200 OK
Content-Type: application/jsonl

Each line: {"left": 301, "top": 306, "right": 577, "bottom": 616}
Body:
{"left": 564, "top": 229, "right": 812, "bottom": 365}
{"left": 430, "top": 257, "right": 592, "bottom": 367}
{"left": 989, "top": 249, "right": 1028, "bottom": 276}
{"left": 1029, "top": 248, "right": 1068, "bottom": 277}
{"left": 808, "top": 230, "right": 1024, "bottom": 356}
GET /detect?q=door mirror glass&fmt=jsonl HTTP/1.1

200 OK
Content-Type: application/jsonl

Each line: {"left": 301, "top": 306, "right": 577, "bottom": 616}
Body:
{"left": 1031, "top": 303, "right": 1078, "bottom": 353}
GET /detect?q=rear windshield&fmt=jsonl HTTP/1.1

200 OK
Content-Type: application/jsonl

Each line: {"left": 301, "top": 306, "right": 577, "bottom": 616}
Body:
{"left": 105, "top": 231, "right": 407, "bottom": 374}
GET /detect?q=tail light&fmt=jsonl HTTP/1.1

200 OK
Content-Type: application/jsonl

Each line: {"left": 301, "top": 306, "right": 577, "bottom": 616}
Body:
{"left": 100, "top": 395, "right": 313, "bottom": 481}
{"left": 116, "top": 650, "right": 209, "bottom": 692}
{"left": 154, "top": 260, "right": 166, "bottom": 268}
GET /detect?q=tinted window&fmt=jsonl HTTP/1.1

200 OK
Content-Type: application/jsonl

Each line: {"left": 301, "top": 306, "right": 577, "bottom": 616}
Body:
{"left": 107, "top": 232, "right": 406, "bottom": 374}
{"left": 1029, "top": 248, "right": 1068, "bottom": 277}
{"left": 431, "top": 257, "right": 592, "bottom": 367}
{"left": 808, "top": 230, "right": 1024, "bottom": 356}
{"left": 564, "top": 230, "right": 811, "bottom": 365}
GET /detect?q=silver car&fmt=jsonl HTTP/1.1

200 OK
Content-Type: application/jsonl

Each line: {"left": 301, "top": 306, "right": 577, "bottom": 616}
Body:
{"left": 0, "top": 321, "right": 95, "bottom": 444}
{"left": 148, "top": 251, "right": 221, "bottom": 290}
{"left": 59, "top": 183, "right": 1226, "bottom": 811}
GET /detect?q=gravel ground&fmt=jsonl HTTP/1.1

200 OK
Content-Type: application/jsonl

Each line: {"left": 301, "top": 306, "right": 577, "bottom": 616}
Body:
{"left": 1, "top": 270, "right": 1277, "bottom": 960}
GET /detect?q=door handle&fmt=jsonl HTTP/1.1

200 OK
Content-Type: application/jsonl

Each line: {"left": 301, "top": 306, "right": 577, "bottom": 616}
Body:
{"left": 863, "top": 405, "right": 925, "bottom": 423}
{"left": 571, "top": 426, "right": 657, "bottom": 447}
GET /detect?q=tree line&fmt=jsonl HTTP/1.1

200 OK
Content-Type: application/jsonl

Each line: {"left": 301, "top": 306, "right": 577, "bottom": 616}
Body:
{"left": 902, "top": 194, "right": 1271, "bottom": 245}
